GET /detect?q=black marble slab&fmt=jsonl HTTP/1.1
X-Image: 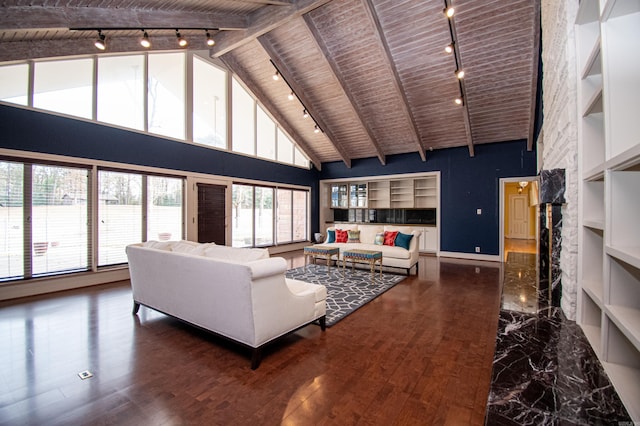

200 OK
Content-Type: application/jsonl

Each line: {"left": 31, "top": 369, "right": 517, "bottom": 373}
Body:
{"left": 485, "top": 310, "right": 631, "bottom": 425}
{"left": 540, "top": 169, "right": 566, "bottom": 205}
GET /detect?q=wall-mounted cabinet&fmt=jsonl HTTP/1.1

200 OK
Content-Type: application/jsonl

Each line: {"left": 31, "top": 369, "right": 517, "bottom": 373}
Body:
{"left": 349, "top": 183, "right": 367, "bottom": 208}
{"left": 330, "top": 183, "right": 348, "bottom": 208}
{"left": 576, "top": 1, "right": 640, "bottom": 420}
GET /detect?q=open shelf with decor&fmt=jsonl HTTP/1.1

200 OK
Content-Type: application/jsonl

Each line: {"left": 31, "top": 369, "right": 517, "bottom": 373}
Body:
{"left": 576, "top": 0, "right": 640, "bottom": 420}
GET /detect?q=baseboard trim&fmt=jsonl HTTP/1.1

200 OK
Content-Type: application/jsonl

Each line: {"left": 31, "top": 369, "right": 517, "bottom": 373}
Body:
{"left": 438, "top": 251, "right": 501, "bottom": 262}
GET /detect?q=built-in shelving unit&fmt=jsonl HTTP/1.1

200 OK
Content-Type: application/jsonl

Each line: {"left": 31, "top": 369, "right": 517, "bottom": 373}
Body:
{"left": 368, "top": 180, "right": 390, "bottom": 208}
{"left": 390, "top": 179, "right": 414, "bottom": 208}
{"left": 576, "top": 0, "right": 640, "bottom": 420}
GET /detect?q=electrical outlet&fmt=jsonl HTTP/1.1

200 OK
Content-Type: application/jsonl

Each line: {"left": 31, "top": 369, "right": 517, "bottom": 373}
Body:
{"left": 78, "top": 370, "right": 93, "bottom": 380}
{"left": 475, "top": 267, "right": 480, "bottom": 273}
{"left": 475, "top": 246, "right": 480, "bottom": 253}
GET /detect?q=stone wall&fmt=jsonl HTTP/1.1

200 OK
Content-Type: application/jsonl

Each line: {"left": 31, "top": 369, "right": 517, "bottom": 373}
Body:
{"left": 540, "top": 0, "right": 579, "bottom": 320}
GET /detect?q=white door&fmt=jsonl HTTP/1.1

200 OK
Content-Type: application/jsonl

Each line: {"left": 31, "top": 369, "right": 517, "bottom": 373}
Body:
{"left": 509, "top": 195, "right": 529, "bottom": 239}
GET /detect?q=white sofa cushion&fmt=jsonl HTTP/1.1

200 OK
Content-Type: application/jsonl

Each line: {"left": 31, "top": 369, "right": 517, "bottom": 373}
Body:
{"left": 358, "top": 225, "right": 383, "bottom": 245}
{"left": 203, "top": 245, "right": 269, "bottom": 263}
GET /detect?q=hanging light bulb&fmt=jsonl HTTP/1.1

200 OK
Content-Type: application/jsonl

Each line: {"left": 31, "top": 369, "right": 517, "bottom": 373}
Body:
{"left": 206, "top": 31, "right": 215, "bottom": 46}
{"left": 445, "top": 44, "right": 453, "bottom": 54}
{"left": 140, "top": 30, "right": 151, "bottom": 48}
{"left": 444, "top": 7, "right": 455, "bottom": 18}
{"left": 176, "top": 30, "right": 187, "bottom": 47}
{"left": 272, "top": 71, "right": 280, "bottom": 81}
{"left": 314, "top": 125, "right": 320, "bottom": 134}
{"left": 288, "top": 92, "right": 294, "bottom": 101}
{"left": 303, "top": 109, "right": 309, "bottom": 118}
{"left": 456, "top": 69, "right": 465, "bottom": 79}
{"left": 94, "top": 30, "right": 106, "bottom": 50}
{"left": 455, "top": 97, "right": 463, "bottom": 105}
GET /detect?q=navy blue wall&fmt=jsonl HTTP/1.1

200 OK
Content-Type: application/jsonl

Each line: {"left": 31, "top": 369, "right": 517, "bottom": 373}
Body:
{"left": 0, "top": 104, "right": 320, "bottom": 230}
{"left": 320, "top": 141, "right": 537, "bottom": 255}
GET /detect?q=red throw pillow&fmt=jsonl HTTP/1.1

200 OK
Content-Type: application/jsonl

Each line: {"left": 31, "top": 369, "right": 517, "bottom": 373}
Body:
{"left": 383, "top": 231, "right": 398, "bottom": 246}
{"left": 335, "top": 229, "right": 348, "bottom": 243}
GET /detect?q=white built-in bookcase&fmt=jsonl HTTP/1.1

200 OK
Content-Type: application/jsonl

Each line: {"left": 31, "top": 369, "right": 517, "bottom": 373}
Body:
{"left": 575, "top": 0, "right": 640, "bottom": 420}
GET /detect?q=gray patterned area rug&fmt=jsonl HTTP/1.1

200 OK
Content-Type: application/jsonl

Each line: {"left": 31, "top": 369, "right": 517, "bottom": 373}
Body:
{"left": 285, "top": 264, "right": 406, "bottom": 327}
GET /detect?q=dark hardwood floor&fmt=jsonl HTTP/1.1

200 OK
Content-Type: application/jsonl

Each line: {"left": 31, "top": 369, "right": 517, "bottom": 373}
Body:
{"left": 0, "top": 253, "right": 503, "bottom": 425}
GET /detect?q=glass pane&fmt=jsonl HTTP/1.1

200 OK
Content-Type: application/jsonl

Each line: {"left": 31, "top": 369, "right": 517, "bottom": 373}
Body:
{"left": 276, "top": 189, "right": 292, "bottom": 244}
{"left": 147, "top": 176, "right": 183, "bottom": 242}
{"left": 0, "top": 63, "right": 28, "bottom": 106}
{"left": 193, "top": 56, "right": 227, "bottom": 148}
{"left": 98, "top": 171, "right": 142, "bottom": 266}
{"left": 254, "top": 187, "right": 273, "bottom": 246}
{"left": 0, "top": 161, "right": 24, "bottom": 279}
{"left": 32, "top": 165, "right": 89, "bottom": 275}
{"left": 148, "top": 53, "right": 185, "bottom": 139}
{"left": 292, "top": 190, "right": 307, "bottom": 241}
{"left": 34, "top": 58, "right": 93, "bottom": 119}
{"left": 232, "top": 184, "right": 254, "bottom": 247}
{"left": 97, "top": 55, "right": 145, "bottom": 130}
{"left": 294, "top": 146, "right": 310, "bottom": 168}
{"left": 277, "top": 129, "right": 294, "bottom": 164}
{"left": 232, "top": 77, "right": 255, "bottom": 155}
{"left": 256, "top": 105, "right": 276, "bottom": 160}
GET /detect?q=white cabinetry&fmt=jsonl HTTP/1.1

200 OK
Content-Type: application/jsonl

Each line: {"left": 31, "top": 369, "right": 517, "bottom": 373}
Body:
{"left": 419, "top": 227, "right": 438, "bottom": 253}
{"left": 576, "top": 0, "right": 640, "bottom": 420}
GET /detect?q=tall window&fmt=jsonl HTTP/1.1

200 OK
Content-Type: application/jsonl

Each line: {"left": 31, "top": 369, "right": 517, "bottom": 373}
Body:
{"left": 98, "top": 171, "right": 142, "bottom": 266}
{"left": 147, "top": 176, "right": 183, "bottom": 242}
{"left": 193, "top": 56, "right": 227, "bottom": 148}
{"left": 256, "top": 105, "right": 276, "bottom": 160}
{"left": 232, "top": 77, "right": 256, "bottom": 155}
{"left": 32, "top": 165, "right": 90, "bottom": 275}
{"left": 34, "top": 58, "right": 93, "bottom": 119}
{"left": 148, "top": 53, "right": 185, "bottom": 139}
{"left": 0, "top": 161, "right": 24, "bottom": 279}
{"left": 97, "top": 55, "right": 145, "bottom": 130}
{"left": 0, "top": 64, "right": 28, "bottom": 106}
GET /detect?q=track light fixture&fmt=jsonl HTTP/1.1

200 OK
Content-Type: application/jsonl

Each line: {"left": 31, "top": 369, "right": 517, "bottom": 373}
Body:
{"left": 303, "top": 109, "right": 309, "bottom": 118}
{"left": 445, "top": 43, "right": 454, "bottom": 54}
{"left": 314, "top": 125, "right": 320, "bottom": 134}
{"left": 288, "top": 92, "right": 295, "bottom": 101}
{"left": 176, "top": 30, "right": 187, "bottom": 47}
{"left": 444, "top": 7, "right": 455, "bottom": 18}
{"left": 94, "top": 30, "right": 106, "bottom": 50}
{"left": 206, "top": 31, "right": 215, "bottom": 46}
{"left": 455, "top": 97, "right": 463, "bottom": 105}
{"left": 140, "top": 30, "right": 151, "bottom": 48}
{"left": 456, "top": 69, "right": 465, "bottom": 79}
{"left": 272, "top": 70, "right": 280, "bottom": 81}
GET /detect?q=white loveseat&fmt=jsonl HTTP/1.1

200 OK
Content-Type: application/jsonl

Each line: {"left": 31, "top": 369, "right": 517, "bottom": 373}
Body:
{"left": 126, "top": 240, "right": 327, "bottom": 369}
{"left": 319, "top": 224, "right": 421, "bottom": 274}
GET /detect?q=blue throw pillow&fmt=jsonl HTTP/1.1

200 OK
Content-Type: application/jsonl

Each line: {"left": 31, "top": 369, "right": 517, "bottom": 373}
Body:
{"left": 394, "top": 232, "right": 413, "bottom": 250}
{"left": 326, "top": 229, "right": 336, "bottom": 243}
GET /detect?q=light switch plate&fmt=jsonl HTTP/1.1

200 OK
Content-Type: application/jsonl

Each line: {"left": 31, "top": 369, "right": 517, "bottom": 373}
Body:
{"left": 476, "top": 208, "right": 482, "bottom": 215}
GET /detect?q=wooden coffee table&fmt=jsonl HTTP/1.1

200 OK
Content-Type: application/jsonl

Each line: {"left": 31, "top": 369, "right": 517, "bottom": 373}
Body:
{"left": 304, "top": 245, "right": 340, "bottom": 271}
{"left": 342, "top": 249, "right": 383, "bottom": 279}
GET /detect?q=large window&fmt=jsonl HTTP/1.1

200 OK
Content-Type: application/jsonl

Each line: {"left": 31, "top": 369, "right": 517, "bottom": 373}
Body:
{"left": 34, "top": 58, "right": 93, "bottom": 119}
{"left": 97, "top": 55, "right": 145, "bottom": 130}
{"left": 232, "top": 77, "right": 255, "bottom": 155}
{"left": 148, "top": 53, "right": 185, "bottom": 139}
{"left": 193, "top": 57, "right": 227, "bottom": 148}
{"left": 232, "top": 184, "right": 306, "bottom": 247}
{"left": 0, "top": 63, "right": 28, "bottom": 106}
{"left": 1, "top": 161, "right": 91, "bottom": 280}
{"left": 1, "top": 53, "right": 310, "bottom": 168}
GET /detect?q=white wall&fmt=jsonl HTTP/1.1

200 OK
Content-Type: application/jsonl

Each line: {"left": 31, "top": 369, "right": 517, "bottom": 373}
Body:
{"left": 540, "top": 0, "right": 580, "bottom": 320}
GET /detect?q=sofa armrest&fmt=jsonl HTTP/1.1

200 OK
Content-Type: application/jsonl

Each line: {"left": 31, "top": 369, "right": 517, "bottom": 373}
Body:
{"left": 248, "top": 257, "right": 287, "bottom": 279}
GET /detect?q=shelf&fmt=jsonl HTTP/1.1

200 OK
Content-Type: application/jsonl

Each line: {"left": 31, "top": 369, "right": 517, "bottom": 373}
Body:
{"left": 581, "top": 37, "right": 602, "bottom": 78}
{"left": 582, "top": 180, "right": 604, "bottom": 224}
{"left": 576, "top": 0, "right": 600, "bottom": 24}
{"left": 606, "top": 143, "right": 640, "bottom": 172}
{"left": 583, "top": 220, "right": 604, "bottom": 230}
{"left": 583, "top": 279, "right": 604, "bottom": 307}
{"left": 601, "top": 361, "right": 640, "bottom": 421}
{"left": 583, "top": 84, "right": 603, "bottom": 116}
{"left": 583, "top": 163, "right": 605, "bottom": 181}
{"left": 607, "top": 305, "right": 640, "bottom": 352}
{"left": 606, "top": 246, "right": 640, "bottom": 271}
{"left": 608, "top": 171, "right": 640, "bottom": 255}
{"left": 581, "top": 112, "right": 605, "bottom": 172}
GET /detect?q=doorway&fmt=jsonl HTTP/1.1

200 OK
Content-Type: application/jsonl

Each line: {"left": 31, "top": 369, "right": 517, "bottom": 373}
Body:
{"left": 197, "top": 183, "right": 226, "bottom": 244}
{"left": 501, "top": 178, "right": 538, "bottom": 262}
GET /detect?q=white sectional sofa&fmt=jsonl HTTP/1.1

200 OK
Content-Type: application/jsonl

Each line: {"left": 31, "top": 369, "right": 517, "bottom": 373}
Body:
{"left": 126, "top": 240, "right": 327, "bottom": 369}
{"left": 319, "top": 224, "right": 421, "bottom": 274}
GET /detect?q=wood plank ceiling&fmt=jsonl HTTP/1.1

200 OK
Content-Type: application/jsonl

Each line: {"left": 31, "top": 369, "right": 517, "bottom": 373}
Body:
{"left": 0, "top": 0, "right": 540, "bottom": 170}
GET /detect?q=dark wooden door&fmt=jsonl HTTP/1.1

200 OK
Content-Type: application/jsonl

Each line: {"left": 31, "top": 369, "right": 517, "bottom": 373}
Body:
{"left": 197, "top": 184, "right": 226, "bottom": 244}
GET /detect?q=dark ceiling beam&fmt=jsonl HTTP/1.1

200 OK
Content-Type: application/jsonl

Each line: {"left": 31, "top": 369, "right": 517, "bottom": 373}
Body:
{"left": 220, "top": 52, "right": 323, "bottom": 171}
{"left": 0, "top": 36, "right": 208, "bottom": 62}
{"left": 0, "top": 6, "right": 247, "bottom": 31}
{"left": 528, "top": 4, "right": 541, "bottom": 152}
{"left": 362, "top": 0, "right": 426, "bottom": 162}
{"left": 303, "top": 14, "right": 386, "bottom": 166}
{"left": 259, "top": 35, "right": 352, "bottom": 169}
{"left": 209, "top": 0, "right": 333, "bottom": 58}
